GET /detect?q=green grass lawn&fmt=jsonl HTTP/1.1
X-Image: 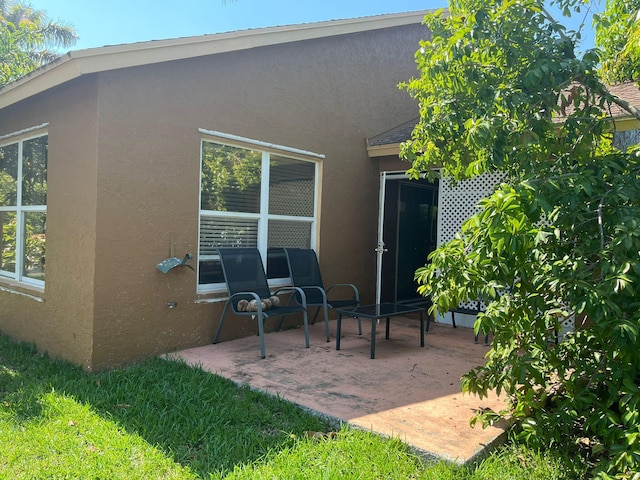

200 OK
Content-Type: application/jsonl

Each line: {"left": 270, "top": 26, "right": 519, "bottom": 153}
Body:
{"left": 0, "top": 333, "right": 583, "bottom": 479}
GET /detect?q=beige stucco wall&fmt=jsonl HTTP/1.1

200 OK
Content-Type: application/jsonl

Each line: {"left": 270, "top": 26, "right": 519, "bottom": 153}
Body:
{"left": 0, "top": 23, "right": 428, "bottom": 370}
{"left": 0, "top": 77, "right": 99, "bottom": 368}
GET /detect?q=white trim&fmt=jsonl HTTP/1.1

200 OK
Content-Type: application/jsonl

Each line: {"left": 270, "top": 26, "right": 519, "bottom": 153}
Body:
{"left": 375, "top": 171, "right": 387, "bottom": 305}
{"left": 0, "top": 284, "right": 44, "bottom": 302}
{"left": 266, "top": 214, "right": 315, "bottom": 223}
{"left": 367, "top": 143, "right": 402, "bottom": 158}
{"left": 312, "top": 161, "right": 320, "bottom": 251}
{"left": 200, "top": 210, "right": 260, "bottom": 219}
{"left": 197, "top": 136, "right": 322, "bottom": 293}
{"left": 197, "top": 283, "right": 227, "bottom": 295}
{"left": 0, "top": 131, "right": 48, "bottom": 287}
{"left": 375, "top": 170, "right": 413, "bottom": 303}
{"left": 199, "top": 129, "right": 325, "bottom": 160}
{"left": 375, "top": 170, "right": 412, "bottom": 303}
{"left": 19, "top": 205, "right": 47, "bottom": 212}
{"left": 381, "top": 171, "right": 413, "bottom": 180}
{"left": 15, "top": 141, "right": 24, "bottom": 281}
{"left": 258, "top": 152, "right": 270, "bottom": 262}
{"left": 194, "top": 296, "right": 228, "bottom": 304}
{"left": 0, "top": 123, "right": 49, "bottom": 142}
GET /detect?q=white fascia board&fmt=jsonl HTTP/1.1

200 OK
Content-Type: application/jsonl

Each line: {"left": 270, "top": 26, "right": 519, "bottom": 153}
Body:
{"left": 0, "top": 55, "right": 80, "bottom": 109}
{"left": 367, "top": 143, "right": 402, "bottom": 158}
{"left": 200, "top": 129, "right": 325, "bottom": 159}
{"left": 0, "top": 10, "right": 432, "bottom": 110}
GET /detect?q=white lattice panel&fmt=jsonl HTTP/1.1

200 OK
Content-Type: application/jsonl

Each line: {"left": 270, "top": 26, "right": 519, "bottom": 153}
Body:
{"left": 556, "top": 313, "right": 575, "bottom": 342}
{"left": 435, "top": 172, "right": 577, "bottom": 340}
{"left": 437, "top": 171, "right": 505, "bottom": 246}
{"left": 436, "top": 171, "right": 504, "bottom": 325}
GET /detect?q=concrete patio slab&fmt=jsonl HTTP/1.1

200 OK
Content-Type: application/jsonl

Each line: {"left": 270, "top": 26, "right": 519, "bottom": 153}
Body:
{"left": 169, "top": 315, "right": 508, "bottom": 464}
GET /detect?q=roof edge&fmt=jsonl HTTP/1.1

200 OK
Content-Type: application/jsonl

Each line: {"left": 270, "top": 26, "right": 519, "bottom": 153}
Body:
{"left": 367, "top": 143, "right": 403, "bottom": 158}
{"left": 0, "top": 10, "right": 431, "bottom": 110}
{"left": 367, "top": 117, "right": 640, "bottom": 158}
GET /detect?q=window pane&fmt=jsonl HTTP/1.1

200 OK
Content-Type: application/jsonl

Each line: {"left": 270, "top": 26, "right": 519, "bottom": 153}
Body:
{"left": 199, "top": 216, "right": 259, "bottom": 256}
{"left": 266, "top": 248, "right": 289, "bottom": 279}
{"left": 0, "top": 211, "right": 16, "bottom": 273}
{"left": 201, "top": 142, "right": 261, "bottom": 213}
{"left": 0, "top": 143, "right": 18, "bottom": 207}
{"left": 23, "top": 212, "right": 46, "bottom": 281}
{"left": 199, "top": 259, "right": 224, "bottom": 285}
{"left": 266, "top": 221, "right": 311, "bottom": 279}
{"left": 21, "top": 136, "right": 48, "bottom": 206}
{"left": 268, "top": 219, "right": 312, "bottom": 248}
{"left": 269, "top": 155, "right": 315, "bottom": 217}
{"left": 198, "top": 216, "right": 259, "bottom": 285}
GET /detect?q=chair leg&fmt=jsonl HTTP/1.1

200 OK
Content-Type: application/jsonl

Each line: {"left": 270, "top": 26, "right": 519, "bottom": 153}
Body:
{"left": 302, "top": 309, "right": 310, "bottom": 349}
{"left": 213, "top": 301, "right": 232, "bottom": 344}
{"left": 357, "top": 317, "right": 362, "bottom": 335}
{"left": 258, "top": 314, "right": 266, "bottom": 359}
{"left": 322, "top": 304, "right": 330, "bottom": 342}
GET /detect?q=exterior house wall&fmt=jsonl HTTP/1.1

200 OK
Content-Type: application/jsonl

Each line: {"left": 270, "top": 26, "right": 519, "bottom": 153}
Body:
{"left": 0, "top": 23, "right": 427, "bottom": 369}
{"left": 0, "top": 77, "right": 99, "bottom": 368}
{"left": 378, "top": 155, "right": 414, "bottom": 173}
{"left": 89, "top": 26, "right": 426, "bottom": 369}
{"left": 614, "top": 127, "right": 640, "bottom": 151}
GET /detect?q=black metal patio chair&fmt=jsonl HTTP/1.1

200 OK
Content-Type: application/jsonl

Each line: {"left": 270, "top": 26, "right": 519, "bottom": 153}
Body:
{"left": 282, "top": 248, "right": 360, "bottom": 342}
{"left": 213, "top": 248, "right": 309, "bottom": 359}
{"left": 450, "top": 300, "right": 490, "bottom": 345}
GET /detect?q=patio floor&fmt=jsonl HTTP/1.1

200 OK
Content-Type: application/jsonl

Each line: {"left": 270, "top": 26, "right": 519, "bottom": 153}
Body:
{"left": 169, "top": 314, "right": 508, "bottom": 464}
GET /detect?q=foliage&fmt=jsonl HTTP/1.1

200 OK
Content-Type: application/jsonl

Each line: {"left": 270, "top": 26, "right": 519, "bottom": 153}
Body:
{"left": 595, "top": 0, "right": 640, "bottom": 83}
{"left": 0, "top": 0, "right": 76, "bottom": 87}
{"left": 200, "top": 141, "right": 262, "bottom": 212}
{"left": 402, "top": 0, "right": 640, "bottom": 477}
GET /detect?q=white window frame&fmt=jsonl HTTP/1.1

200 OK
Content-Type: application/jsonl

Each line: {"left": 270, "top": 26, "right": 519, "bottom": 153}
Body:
{"left": 0, "top": 125, "right": 48, "bottom": 288}
{"left": 197, "top": 129, "right": 323, "bottom": 294}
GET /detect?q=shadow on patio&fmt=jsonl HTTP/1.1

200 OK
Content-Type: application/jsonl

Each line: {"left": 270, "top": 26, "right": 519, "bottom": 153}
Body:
{"left": 170, "top": 315, "right": 508, "bottom": 464}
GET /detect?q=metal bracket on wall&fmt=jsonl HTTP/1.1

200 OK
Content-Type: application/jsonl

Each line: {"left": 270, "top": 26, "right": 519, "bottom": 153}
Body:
{"left": 156, "top": 253, "right": 195, "bottom": 274}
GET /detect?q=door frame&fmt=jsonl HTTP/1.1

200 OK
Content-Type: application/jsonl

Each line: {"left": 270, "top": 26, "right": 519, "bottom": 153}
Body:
{"left": 375, "top": 170, "right": 439, "bottom": 304}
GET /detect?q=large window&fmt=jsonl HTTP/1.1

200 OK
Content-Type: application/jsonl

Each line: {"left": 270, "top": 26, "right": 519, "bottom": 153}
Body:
{"left": 198, "top": 132, "right": 320, "bottom": 292}
{"left": 0, "top": 131, "right": 47, "bottom": 287}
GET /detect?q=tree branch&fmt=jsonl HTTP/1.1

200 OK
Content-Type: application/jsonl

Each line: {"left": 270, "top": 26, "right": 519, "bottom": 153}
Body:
{"left": 574, "top": 75, "right": 640, "bottom": 122}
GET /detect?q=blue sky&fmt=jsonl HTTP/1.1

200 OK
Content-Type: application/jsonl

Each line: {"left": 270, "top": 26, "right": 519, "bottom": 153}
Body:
{"left": 31, "top": 0, "right": 601, "bottom": 52}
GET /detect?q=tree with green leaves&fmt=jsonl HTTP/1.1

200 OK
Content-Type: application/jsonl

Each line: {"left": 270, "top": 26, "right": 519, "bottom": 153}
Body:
{"left": 402, "top": 0, "right": 640, "bottom": 477}
{"left": 595, "top": 0, "right": 640, "bottom": 83}
{"left": 0, "top": 0, "right": 76, "bottom": 86}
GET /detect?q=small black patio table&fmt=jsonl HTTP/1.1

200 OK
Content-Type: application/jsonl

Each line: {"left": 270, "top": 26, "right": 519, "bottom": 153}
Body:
{"left": 335, "top": 302, "right": 425, "bottom": 359}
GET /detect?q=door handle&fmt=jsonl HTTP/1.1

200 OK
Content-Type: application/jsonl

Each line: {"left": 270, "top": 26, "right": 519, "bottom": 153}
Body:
{"left": 374, "top": 241, "right": 388, "bottom": 254}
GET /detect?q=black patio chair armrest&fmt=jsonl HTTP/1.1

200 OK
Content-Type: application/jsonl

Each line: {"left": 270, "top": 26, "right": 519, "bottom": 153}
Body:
{"left": 273, "top": 286, "right": 308, "bottom": 309}
{"left": 326, "top": 283, "right": 360, "bottom": 302}
{"left": 298, "top": 285, "right": 328, "bottom": 302}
